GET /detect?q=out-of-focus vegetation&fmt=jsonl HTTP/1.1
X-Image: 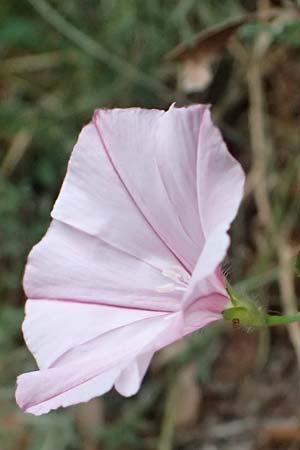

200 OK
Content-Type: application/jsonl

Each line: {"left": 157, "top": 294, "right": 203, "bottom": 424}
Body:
{"left": 0, "top": 0, "right": 300, "bottom": 449}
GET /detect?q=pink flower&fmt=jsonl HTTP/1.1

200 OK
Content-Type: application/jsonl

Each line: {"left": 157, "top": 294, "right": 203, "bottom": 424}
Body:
{"left": 16, "top": 105, "right": 245, "bottom": 415}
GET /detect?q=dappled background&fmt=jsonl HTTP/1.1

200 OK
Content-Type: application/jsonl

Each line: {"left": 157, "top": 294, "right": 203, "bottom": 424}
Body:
{"left": 1, "top": 0, "right": 300, "bottom": 449}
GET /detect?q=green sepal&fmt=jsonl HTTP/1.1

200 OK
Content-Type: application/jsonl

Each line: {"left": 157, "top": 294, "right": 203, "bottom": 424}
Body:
{"left": 223, "top": 287, "right": 300, "bottom": 328}
{"left": 223, "top": 306, "right": 266, "bottom": 327}
{"left": 226, "top": 284, "right": 240, "bottom": 307}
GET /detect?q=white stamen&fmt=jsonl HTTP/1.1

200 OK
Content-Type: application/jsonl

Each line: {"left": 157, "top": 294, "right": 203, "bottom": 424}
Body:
{"left": 157, "top": 283, "right": 176, "bottom": 293}
{"left": 157, "top": 265, "right": 191, "bottom": 293}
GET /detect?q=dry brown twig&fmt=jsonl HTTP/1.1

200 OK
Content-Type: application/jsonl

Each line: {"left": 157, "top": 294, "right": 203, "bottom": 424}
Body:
{"left": 0, "top": 52, "right": 64, "bottom": 74}
{"left": 1, "top": 130, "right": 32, "bottom": 177}
{"left": 157, "top": 379, "right": 179, "bottom": 450}
{"left": 247, "top": 31, "right": 273, "bottom": 231}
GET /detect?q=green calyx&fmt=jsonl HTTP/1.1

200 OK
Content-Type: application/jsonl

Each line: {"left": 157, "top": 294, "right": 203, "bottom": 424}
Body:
{"left": 223, "top": 306, "right": 266, "bottom": 327}
{"left": 223, "top": 285, "right": 300, "bottom": 328}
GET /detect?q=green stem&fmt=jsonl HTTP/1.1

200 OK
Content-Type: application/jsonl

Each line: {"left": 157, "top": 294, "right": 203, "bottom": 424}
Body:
{"left": 265, "top": 314, "right": 300, "bottom": 327}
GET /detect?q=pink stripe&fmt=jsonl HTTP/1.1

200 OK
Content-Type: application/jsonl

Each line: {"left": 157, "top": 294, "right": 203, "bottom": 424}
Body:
{"left": 92, "top": 110, "right": 192, "bottom": 275}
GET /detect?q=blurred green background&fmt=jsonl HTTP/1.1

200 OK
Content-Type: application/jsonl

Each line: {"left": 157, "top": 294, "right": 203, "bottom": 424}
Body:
{"left": 1, "top": 0, "right": 300, "bottom": 449}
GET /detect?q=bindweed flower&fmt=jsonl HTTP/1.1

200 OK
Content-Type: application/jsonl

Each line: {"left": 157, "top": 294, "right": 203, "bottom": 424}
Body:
{"left": 16, "top": 105, "right": 245, "bottom": 415}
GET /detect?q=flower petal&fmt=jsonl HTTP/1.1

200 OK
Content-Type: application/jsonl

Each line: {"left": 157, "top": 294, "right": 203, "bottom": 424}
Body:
{"left": 114, "top": 351, "right": 154, "bottom": 397}
{"left": 24, "top": 220, "right": 182, "bottom": 312}
{"left": 183, "top": 294, "right": 229, "bottom": 335}
{"left": 185, "top": 109, "right": 245, "bottom": 305}
{"left": 16, "top": 365, "right": 120, "bottom": 416}
{"left": 51, "top": 120, "right": 180, "bottom": 273}
{"left": 22, "top": 299, "right": 167, "bottom": 370}
{"left": 197, "top": 108, "right": 245, "bottom": 238}
{"left": 17, "top": 308, "right": 182, "bottom": 415}
{"left": 94, "top": 105, "right": 207, "bottom": 273}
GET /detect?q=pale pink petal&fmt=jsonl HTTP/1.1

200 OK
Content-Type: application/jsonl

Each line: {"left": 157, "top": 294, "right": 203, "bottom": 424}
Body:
{"left": 186, "top": 229, "right": 231, "bottom": 306}
{"left": 16, "top": 311, "right": 183, "bottom": 415}
{"left": 197, "top": 108, "right": 245, "bottom": 237}
{"left": 185, "top": 108, "right": 245, "bottom": 306}
{"left": 183, "top": 294, "right": 229, "bottom": 335}
{"left": 16, "top": 365, "right": 120, "bottom": 416}
{"left": 115, "top": 351, "right": 154, "bottom": 397}
{"left": 94, "top": 105, "right": 207, "bottom": 272}
{"left": 51, "top": 120, "right": 179, "bottom": 272}
{"left": 22, "top": 300, "right": 166, "bottom": 370}
{"left": 24, "top": 220, "right": 182, "bottom": 312}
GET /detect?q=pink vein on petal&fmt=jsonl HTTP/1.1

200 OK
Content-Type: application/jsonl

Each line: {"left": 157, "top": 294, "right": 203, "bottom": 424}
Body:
{"left": 27, "top": 297, "right": 180, "bottom": 313}
{"left": 20, "top": 313, "right": 178, "bottom": 411}
{"left": 53, "top": 217, "right": 164, "bottom": 275}
{"left": 47, "top": 312, "right": 168, "bottom": 369}
{"left": 92, "top": 110, "right": 192, "bottom": 275}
